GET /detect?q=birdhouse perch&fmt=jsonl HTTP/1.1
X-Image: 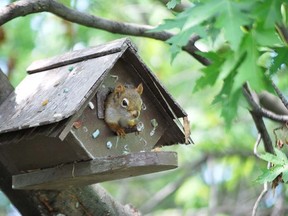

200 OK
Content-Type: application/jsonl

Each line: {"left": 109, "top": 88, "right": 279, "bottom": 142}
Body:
{"left": 0, "top": 38, "right": 192, "bottom": 190}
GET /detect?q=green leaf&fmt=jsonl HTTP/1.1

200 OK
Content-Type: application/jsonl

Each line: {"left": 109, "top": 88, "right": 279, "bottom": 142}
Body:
{"left": 275, "top": 148, "right": 288, "bottom": 163}
{"left": 254, "top": 23, "right": 282, "bottom": 46}
{"left": 193, "top": 51, "right": 226, "bottom": 92}
{"left": 256, "top": 165, "right": 284, "bottom": 184}
{"left": 255, "top": 169, "right": 271, "bottom": 184}
{"left": 257, "top": 149, "right": 288, "bottom": 184}
{"left": 259, "top": 152, "right": 285, "bottom": 166}
{"left": 166, "top": 26, "right": 206, "bottom": 61}
{"left": 220, "top": 89, "right": 241, "bottom": 127}
{"left": 180, "top": 0, "right": 251, "bottom": 50}
{"left": 252, "top": 0, "right": 283, "bottom": 29}
{"left": 212, "top": 57, "right": 243, "bottom": 127}
{"left": 169, "top": 44, "right": 182, "bottom": 63}
{"left": 167, "top": 0, "right": 181, "bottom": 9}
{"left": 148, "top": 17, "right": 187, "bottom": 32}
{"left": 233, "top": 33, "right": 265, "bottom": 92}
{"left": 270, "top": 47, "right": 288, "bottom": 74}
{"left": 215, "top": 1, "right": 250, "bottom": 50}
{"left": 166, "top": 26, "right": 204, "bottom": 47}
{"left": 213, "top": 53, "right": 246, "bottom": 103}
{"left": 183, "top": 1, "right": 225, "bottom": 29}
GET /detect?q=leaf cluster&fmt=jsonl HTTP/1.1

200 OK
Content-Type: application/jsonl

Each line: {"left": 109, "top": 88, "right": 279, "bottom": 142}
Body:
{"left": 155, "top": 0, "right": 288, "bottom": 126}
{"left": 257, "top": 149, "right": 288, "bottom": 185}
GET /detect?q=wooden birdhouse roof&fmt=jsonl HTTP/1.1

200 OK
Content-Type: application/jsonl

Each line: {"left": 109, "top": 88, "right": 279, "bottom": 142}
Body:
{"left": 0, "top": 38, "right": 190, "bottom": 144}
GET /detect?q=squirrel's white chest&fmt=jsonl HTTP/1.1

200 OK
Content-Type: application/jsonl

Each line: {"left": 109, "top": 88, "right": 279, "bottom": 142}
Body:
{"left": 105, "top": 106, "right": 131, "bottom": 124}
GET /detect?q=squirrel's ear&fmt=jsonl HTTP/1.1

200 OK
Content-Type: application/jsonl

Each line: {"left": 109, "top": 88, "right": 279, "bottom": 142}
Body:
{"left": 114, "top": 83, "right": 125, "bottom": 97}
{"left": 136, "top": 83, "right": 143, "bottom": 95}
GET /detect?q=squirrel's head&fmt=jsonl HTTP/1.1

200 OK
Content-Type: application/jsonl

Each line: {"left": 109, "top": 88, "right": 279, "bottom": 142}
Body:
{"left": 114, "top": 83, "right": 143, "bottom": 118}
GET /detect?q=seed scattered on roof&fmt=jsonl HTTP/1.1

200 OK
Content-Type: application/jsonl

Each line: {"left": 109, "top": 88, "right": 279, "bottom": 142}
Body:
{"left": 41, "top": 99, "right": 49, "bottom": 106}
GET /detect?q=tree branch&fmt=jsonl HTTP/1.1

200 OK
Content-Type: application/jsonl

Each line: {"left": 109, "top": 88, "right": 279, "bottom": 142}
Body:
{"left": 270, "top": 79, "right": 288, "bottom": 110}
{"left": 242, "top": 83, "right": 275, "bottom": 154}
{"left": 41, "top": 185, "right": 140, "bottom": 216}
{"left": 0, "top": 0, "right": 210, "bottom": 65}
{"left": 250, "top": 111, "right": 275, "bottom": 154}
{"left": 242, "top": 84, "right": 288, "bottom": 123}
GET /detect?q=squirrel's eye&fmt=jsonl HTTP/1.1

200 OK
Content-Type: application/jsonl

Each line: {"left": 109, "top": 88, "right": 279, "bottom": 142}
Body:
{"left": 121, "top": 98, "right": 129, "bottom": 108}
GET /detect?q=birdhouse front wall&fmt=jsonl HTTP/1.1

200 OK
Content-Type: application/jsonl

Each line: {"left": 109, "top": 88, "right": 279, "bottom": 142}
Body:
{"left": 70, "top": 58, "right": 169, "bottom": 158}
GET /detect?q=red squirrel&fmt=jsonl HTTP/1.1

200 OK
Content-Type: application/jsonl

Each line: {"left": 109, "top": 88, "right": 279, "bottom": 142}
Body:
{"left": 104, "top": 83, "right": 143, "bottom": 137}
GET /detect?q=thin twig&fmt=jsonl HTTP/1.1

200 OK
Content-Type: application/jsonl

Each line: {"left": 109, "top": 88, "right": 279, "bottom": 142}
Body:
{"left": 270, "top": 79, "right": 288, "bottom": 109}
{"left": 252, "top": 134, "right": 271, "bottom": 216}
{"left": 251, "top": 126, "right": 270, "bottom": 216}
{"left": 252, "top": 182, "right": 268, "bottom": 216}
{"left": 249, "top": 111, "right": 275, "bottom": 154}
{"left": 253, "top": 134, "right": 262, "bottom": 158}
{"left": 259, "top": 108, "right": 288, "bottom": 122}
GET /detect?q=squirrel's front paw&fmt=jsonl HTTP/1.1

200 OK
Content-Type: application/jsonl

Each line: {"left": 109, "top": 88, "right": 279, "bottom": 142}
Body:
{"left": 119, "top": 118, "right": 138, "bottom": 128}
{"left": 116, "top": 128, "right": 126, "bottom": 138}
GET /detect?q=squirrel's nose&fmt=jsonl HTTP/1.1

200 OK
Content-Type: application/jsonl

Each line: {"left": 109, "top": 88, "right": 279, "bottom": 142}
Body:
{"left": 131, "top": 110, "right": 140, "bottom": 118}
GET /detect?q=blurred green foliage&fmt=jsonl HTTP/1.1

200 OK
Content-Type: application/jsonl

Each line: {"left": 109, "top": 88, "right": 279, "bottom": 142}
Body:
{"left": 153, "top": 0, "right": 288, "bottom": 127}
{"left": 0, "top": 0, "right": 287, "bottom": 215}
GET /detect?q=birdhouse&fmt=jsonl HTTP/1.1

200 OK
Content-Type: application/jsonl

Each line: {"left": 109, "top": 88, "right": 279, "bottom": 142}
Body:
{"left": 0, "top": 38, "right": 192, "bottom": 190}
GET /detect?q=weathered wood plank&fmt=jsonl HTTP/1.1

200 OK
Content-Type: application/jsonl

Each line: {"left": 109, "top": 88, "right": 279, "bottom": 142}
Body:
{"left": 27, "top": 38, "right": 134, "bottom": 73}
{"left": 0, "top": 69, "right": 13, "bottom": 105}
{"left": 0, "top": 52, "right": 122, "bottom": 134}
{"left": 12, "top": 151, "right": 178, "bottom": 190}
